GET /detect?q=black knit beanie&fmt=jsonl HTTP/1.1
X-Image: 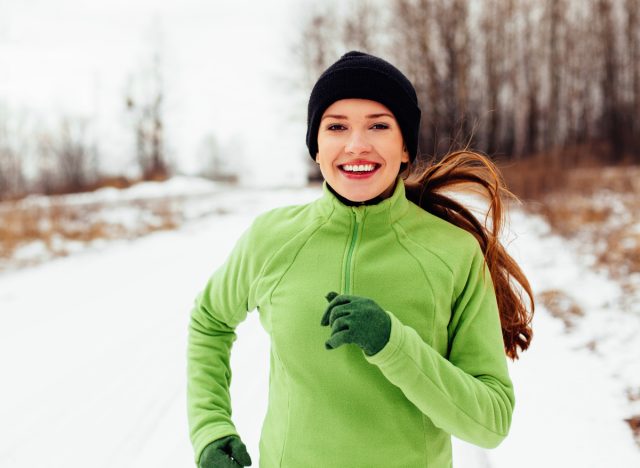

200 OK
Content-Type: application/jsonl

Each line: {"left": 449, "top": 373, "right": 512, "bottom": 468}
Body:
{"left": 306, "top": 50, "right": 421, "bottom": 162}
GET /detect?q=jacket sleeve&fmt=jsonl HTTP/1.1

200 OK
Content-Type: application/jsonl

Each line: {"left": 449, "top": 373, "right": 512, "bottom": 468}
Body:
{"left": 187, "top": 219, "right": 264, "bottom": 465}
{"left": 364, "top": 243, "right": 515, "bottom": 449}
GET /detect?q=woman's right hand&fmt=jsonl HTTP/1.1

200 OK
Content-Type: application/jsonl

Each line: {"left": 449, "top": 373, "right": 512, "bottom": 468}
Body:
{"left": 199, "top": 435, "right": 252, "bottom": 468}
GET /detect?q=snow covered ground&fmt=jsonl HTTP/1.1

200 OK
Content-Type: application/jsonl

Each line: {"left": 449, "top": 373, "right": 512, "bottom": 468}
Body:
{"left": 0, "top": 179, "right": 639, "bottom": 467}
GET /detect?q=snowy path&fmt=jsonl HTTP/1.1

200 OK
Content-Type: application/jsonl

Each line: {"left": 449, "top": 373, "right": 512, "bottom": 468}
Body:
{"left": 1, "top": 187, "right": 639, "bottom": 467}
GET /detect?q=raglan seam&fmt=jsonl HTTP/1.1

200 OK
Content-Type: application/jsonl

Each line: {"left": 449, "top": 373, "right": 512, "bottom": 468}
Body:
{"left": 225, "top": 216, "right": 269, "bottom": 327}
{"left": 408, "top": 229, "right": 475, "bottom": 305}
{"left": 392, "top": 222, "right": 437, "bottom": 331}
{"left": 267, "top": 216, "right": 329, "bottom": 304}
{"left": 399, "top": 205, "right": 479, "bottom": 298}
{"left": 400, "top": 225, "right": 456, "bottom": 278}
{"left": 226, "top": 209, "right": 324, "bottom": 324}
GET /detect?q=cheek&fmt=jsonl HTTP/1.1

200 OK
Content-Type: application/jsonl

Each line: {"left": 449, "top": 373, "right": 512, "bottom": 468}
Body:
{"left": 317, "top": 133, "right": 337, "bottom": 152}
{"left": 382, "top": 143, "right": 405, "bottom": 163}
{"left": 314, "top": 151, "right": 331, "bottom": 172}
{"left": 316, "top": 139, "right": 340, "bottom": 163}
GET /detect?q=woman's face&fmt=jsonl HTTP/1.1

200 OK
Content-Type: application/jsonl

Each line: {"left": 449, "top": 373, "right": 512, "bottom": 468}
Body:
{"left": 316, "top": 99, "right": 409, "bottom": 202}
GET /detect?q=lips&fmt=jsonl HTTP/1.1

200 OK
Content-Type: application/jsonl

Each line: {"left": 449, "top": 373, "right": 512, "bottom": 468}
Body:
{"left": 337, "top": 161, "right": 381, "bottom": 179}
{"left": 337, "top": 161, "right": 381, "bottom": 172}
{"left": 337, "top": 159, "right": 380, "bottom": 169}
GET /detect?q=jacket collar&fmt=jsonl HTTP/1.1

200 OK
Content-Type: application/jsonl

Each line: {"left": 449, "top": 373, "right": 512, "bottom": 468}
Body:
{"left": 315, "top": 175, "right": 410, "bottom": 230}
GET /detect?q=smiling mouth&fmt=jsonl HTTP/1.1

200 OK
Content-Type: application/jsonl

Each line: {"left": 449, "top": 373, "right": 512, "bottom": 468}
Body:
{"left": 338, "top": 163, "right": 381, "bottom": 175}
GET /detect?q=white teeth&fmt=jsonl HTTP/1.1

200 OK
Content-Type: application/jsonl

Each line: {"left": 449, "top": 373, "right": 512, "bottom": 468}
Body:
{"left": 342, "top": 164, "right": 376, "bottom": 172}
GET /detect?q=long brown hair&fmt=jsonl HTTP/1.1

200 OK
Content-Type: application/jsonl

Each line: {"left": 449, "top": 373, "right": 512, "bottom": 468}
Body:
{"left": 401, "top": 150, "right": 534, "bottom": 360}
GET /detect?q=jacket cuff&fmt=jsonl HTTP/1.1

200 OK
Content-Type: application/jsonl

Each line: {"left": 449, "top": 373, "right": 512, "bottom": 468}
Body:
{"left": 193, "top": 426, "right": 239, "bottom": 465}
{"left": 363, "top": 310, "right": 405, "bottom": 365}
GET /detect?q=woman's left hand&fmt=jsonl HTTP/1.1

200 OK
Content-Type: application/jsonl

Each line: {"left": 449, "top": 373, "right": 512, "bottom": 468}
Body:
{"left": 320, "top": 291, "right": 391, "bottom": 356}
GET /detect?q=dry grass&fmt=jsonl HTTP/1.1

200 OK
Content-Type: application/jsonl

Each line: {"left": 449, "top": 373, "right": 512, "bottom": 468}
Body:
{"left": 0, "top": 197, "right": 183, "bottom": 269}
{"left": 0, "top": 175, "right": 144, "bottom": 202}
{"left": 537, "top": 289, "right": 584, "bottom": 332}
{"left": 625, "top": 414, "right": 640, "bottom": 448}
{"left": 524, "top": 165, "right": 640, "bottom": 286}
{"left": 498, "top": 142, "right": 611, "bottom": 202}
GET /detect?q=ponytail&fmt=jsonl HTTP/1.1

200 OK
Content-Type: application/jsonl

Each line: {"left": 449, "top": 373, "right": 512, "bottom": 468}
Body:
{"left": 402, "top": 150, "right": 534, "bottom": 360}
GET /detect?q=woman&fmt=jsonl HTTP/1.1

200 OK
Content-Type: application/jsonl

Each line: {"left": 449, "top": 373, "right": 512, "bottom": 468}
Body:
{"left": 187, "top": 51, "right": 534, "bottom": 468}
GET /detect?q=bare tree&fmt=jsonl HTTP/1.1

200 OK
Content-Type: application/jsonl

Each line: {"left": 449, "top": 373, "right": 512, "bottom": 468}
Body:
{"left": 512, "top": 0, "right": 544, "bottom": 157}
{"left": 342, "top": 0, "right": 382, "bottom": 52}
{"left": 291, "top": 4, "right": 346, "bottom": 181}
{"left": 35, "top": 116, "right": 98, "bottom": 195}
{"left": 292, "top": 5, "right": 342, "bottom": 93}
{"left": 563, "top": 0, "right": 596, "bottom": 149}
{"left": 0, "top": 104, "right": 27, "bottom": 200}
{"left": 196, "top": 133, "right": 238, "bottom": 183}
{"left": 57, "top": 117, "right": 98, "bottom": 192}
{"left": 125, "top": 22, "right": 170, "bottom": 181}
{"left": 480, "top": 0, "right": 509, "bottom": 156}
{"left": 544, "top": 0, "right": 567, "bottom": 151}
{"left": 596, "top": 0, "right": 624, "bottom": 160}
{"left": 391, "top": 0, "right": 443, "bottom": 158}
{"left": 625, "top": 0, "right": 640, "bottom": 156}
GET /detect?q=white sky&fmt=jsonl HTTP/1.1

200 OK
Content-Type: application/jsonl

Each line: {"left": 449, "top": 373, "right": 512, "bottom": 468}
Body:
{"left": 0, "top": 0, "right": 314, "bottom": 186}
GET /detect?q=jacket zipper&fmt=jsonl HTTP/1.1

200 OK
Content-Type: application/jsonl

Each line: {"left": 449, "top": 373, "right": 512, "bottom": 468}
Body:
{"left": 344, "top": 208, "right": 364, "bottom": 294}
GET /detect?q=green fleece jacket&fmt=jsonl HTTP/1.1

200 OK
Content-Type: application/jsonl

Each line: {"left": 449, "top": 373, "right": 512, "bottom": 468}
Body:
{"left": 187, "top": 175, "right": 515, "bottom": 467}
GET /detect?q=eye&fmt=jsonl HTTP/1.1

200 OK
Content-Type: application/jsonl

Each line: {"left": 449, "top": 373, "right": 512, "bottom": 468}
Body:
{"left": 371, "top": 123, "right": 390, "bottom": 130}
{"left": 326, "top": 124, "right": 347, "bottom": 131}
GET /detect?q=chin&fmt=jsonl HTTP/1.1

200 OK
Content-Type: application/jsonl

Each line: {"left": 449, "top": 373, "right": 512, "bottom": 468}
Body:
{"left": 341, "top": 187, "right": 380, "bottom": 202}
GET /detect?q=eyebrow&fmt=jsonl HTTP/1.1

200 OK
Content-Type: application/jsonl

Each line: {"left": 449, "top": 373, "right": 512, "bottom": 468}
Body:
{"left": 321, "top": 113, "right": 394, "bottom": 121}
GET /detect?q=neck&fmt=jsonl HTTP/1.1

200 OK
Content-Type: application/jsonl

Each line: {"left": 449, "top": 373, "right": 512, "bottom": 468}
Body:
{"left": 326, "top": 183, "right": 387, "bottom": 206}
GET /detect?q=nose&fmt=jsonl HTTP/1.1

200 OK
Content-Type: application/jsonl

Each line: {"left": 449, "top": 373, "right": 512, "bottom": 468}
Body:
{"left": 345, "top": 129, "right": 372, "bottom": 154}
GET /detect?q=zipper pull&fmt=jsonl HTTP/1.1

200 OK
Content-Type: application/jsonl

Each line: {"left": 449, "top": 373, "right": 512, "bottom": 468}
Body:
{"left": 352, "top": 206, "right": 365, "bottom": 223}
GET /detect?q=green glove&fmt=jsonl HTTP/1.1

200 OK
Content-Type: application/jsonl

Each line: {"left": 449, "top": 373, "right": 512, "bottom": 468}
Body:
{"left": 321, "top": 291, "right": 391, "bottom": 356}
{"left": 199, "top": 435, "right": 252, "bottom": 468}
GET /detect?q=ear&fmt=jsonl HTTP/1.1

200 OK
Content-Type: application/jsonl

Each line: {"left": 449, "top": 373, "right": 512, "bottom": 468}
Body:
{"left": 401, "top": 146, "right": 409, "bottom": 163}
